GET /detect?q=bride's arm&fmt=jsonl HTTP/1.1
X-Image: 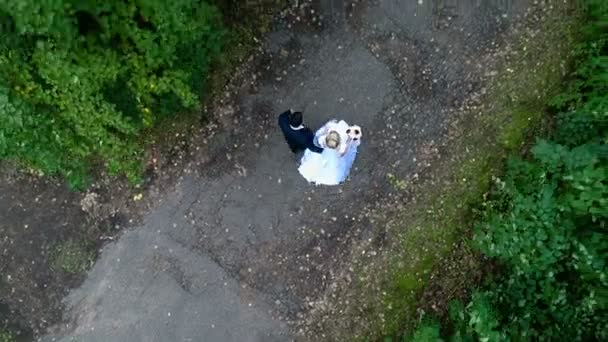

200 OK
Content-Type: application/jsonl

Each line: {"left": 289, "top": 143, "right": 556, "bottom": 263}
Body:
{"left": 338, "top": 140, "right": 350, "bottom": 157}
{"left": 315, "top": 125, "right": 329, "bottom": 139}
{"left": 314, "top": 121, "right": 336, "bottom": 148}
{"left": 316, "top": 134, "right": 327, "bottom": 148}
{"left": 340, "top": 137, "right": 361, "bottom": 156}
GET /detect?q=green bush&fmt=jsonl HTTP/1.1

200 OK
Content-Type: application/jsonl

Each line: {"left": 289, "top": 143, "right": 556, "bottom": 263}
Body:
{"left": 0, "top": 0, "right": 225, "bottom": 187}
{"left": 409, "top": 319, "right": 442, "bottom": 342}
{"left": 471, "top": 140, "right": 607, "bottom": 340}
{"left": 471, "top": 3, "right": 607, "bottom": 338}
{"left": 410, "top": 1, "right": 607, "bottom": 340}
{"left": 408, "top": 295, "right": 505, "bottom": 342}
{"left": 0, "top": 330, "right": 14, "bottom": 342}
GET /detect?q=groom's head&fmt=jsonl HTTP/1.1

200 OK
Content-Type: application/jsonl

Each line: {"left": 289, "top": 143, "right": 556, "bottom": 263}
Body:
{"left": 289, "top": 111, "right": 303, "bottom": 128}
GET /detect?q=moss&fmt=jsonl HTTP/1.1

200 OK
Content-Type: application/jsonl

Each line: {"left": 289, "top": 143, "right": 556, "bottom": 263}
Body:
{"left": 380, "top": 196, "right": 466, "bottom": 335}
{"left": 51, "top": 240, "right": 94, "bottom": 275}
{"left": 383, "top": 240, "right": 443, "bottom": 332}
{"left": 387, "top": 173, "right": 408, "bottom": 191}
{"left": 499, "top": 109, "right": 537, "bottom": 149}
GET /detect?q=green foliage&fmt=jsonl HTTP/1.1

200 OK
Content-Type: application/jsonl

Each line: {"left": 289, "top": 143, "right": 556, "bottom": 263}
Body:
{"left": 409, "top": 295, "right": 505, "bottom": 342}
{"left": 470, "top": 136, "right": 607, "bottom": 340}
{"left": 549, "top": 0, "right": 608, "bottom": 148}
{"left": 411, "top": 1, "right": 608, "bottom": 341}
{"left": 448, "top": 294, "right": 506, "bottom": 342}
{"left": 0, "top": 0, "right": 225, "bottom": 188}
{"left": 409, "top": 319, "right": 443, "bottom": 342}
{"left": 0, "top": 330, "right": 14, "bottom": 342}
{"left": 471, "top": 3, "right": 607, "bottom": 338}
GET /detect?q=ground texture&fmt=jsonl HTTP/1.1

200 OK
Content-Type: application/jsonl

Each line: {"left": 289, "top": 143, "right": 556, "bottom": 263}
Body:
{"left": 0, "top": 0, "right": 574, "bottom": 341}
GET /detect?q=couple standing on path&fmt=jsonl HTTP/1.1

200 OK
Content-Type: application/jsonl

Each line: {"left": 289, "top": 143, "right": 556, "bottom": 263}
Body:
{"left": 278, "top": 109, "right": 362, "bottom": 185}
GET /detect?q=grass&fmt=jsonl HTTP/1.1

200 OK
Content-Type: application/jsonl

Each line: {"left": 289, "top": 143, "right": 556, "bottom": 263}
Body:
{"left": 51, "top": 240, "right": 94, "bottom": 275}
{"left": 330, "top": 4, "right": 583, "bottom": 341}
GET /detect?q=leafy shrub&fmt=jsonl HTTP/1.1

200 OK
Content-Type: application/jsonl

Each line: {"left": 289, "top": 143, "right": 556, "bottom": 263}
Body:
{"left": 408, "top": 294, "right": 506, "bottom": 342}
{"left": 448, "top": 294, "right": 506, "bottom": 342}
{"left": 409, "top": 319, "right": 442, "bottom": 342}
{"left": 0, "top": 330, "right": 14, "bottom": 342}
{"left": 549, "top": 0, "right": 608, "bottom": 147}
{"left": 472, "top": 2, "right": 607, "bottom": 338}
{"left": 472, "top": 139, "right": 607, "bottom": 340}
{"left": 411, "top": 1, "right": 607, "bottom": 340}
{"left": 0, "top": 0, "right": 225, "bottom": 188}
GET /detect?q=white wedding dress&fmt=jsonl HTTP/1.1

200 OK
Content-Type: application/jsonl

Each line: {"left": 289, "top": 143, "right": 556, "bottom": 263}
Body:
{"left": 298, "top": 120, "right": 360, "bottom": 185}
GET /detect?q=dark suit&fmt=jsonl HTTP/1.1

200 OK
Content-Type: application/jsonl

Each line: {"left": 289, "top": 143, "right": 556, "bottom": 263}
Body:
{"left": 278, "top": 110, "right": 323, "bottom": 154}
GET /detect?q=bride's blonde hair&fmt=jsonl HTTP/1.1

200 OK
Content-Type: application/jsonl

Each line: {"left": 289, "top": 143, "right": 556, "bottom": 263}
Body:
{"left": 325, "top": 131, "right": 341, "bottom": 149}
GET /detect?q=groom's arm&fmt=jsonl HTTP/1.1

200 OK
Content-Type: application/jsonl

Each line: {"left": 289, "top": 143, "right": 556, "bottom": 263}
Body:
{"left": 308, "top": 143, "right": 324, "bottom": 154}
{"left": 305, "top": 129, "right": 324, "bottom": 153}
{"left": 278, "top": 109, "right": 291, "bottom": 129}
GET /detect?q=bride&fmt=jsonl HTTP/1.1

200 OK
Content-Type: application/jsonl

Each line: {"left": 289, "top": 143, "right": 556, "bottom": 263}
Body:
{"left": 298, "top": 119, "right": 362, "bottom": 185}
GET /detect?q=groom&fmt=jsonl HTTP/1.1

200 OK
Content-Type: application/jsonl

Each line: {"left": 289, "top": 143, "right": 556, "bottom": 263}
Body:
{"left": 278, "top": 109, "right": 323, "bottom": 154}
